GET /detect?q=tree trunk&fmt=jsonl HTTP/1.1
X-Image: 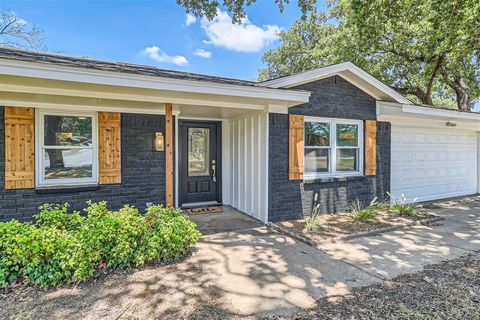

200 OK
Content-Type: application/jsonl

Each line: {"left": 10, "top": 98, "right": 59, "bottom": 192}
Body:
{"left": 453, "top": 78, "right": 472, "bottom": 111}
{"left": 440, "top": 70, "right": 473, "bottom": 111}
{"left": 449, "top": 78, "right": 472, "bottom": 111}
{"left": 456, "top": 91, "right": 472, "bottom": 111}
{"left": 45, "top": 116, "right": 65, "bottom": 169}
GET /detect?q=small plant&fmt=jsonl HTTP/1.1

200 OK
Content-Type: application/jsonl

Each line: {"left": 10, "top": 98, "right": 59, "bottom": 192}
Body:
{"left": 350, "top": 198, "right": 380, "bottom": 223}
{"left": 305, "top": 204, "right": 324, "bottom": 233}
{"left": 350, "top": 199, "right": 363, "bottom": 215}
{"left": 352, "top": 207, "right": 378, "bottom": 222}
{"left": 368, "top": 197, "right": 389, "bottom": 211}
{"left": 388, "top": 193, "right": 422, "bottom": 217}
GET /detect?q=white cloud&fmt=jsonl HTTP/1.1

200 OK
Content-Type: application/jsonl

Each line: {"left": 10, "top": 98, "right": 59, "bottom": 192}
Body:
{"left": 200, "top": 10, "right": 281, "bottom": 53}
{"left": 143, "top": 46, "right": 189, "bottom": 66}
{"left": 185, "top": 13, "right": 197, "bottom": 26}
{"left": 194, "top": 49, "right": 212, "bottom": 58}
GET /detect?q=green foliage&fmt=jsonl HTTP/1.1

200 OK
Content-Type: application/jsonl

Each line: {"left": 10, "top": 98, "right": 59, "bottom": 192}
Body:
{"left": 350, "top": 198, "right": 382, "bottom": 223}
{"left": 352, "top": 207, "right": 378, "bottom": 223}
{"left": 305, "top": 204, "right": 324, "bottom": 233}
{"left": 260, "top": 0, "right": 480, "bottom": 111}
{"left": 388, "top": 193, "right": 422, "bottom": 217}
{"left": 176, "top": 0, "right": 317, "bottom": 23}
{"left": 0, "top": 202, "right": 201, "bottom": 288}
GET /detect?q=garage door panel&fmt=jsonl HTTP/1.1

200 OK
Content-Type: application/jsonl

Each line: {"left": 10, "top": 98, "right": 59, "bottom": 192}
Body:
{"left": 391, "top": 126, "right": 478, "bottom": 203}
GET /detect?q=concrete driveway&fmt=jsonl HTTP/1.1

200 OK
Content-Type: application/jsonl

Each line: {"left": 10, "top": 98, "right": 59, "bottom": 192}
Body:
{"left": 188, "top": 197, "right": 480, "bottom": 316}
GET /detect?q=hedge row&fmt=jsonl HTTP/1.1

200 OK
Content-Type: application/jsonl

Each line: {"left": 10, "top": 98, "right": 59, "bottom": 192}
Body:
{"left": 0, "top": 202, "right": 201, "bottom": 288}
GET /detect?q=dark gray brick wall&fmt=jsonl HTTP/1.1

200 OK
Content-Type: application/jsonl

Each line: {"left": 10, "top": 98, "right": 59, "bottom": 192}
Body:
{"left": 0, "top": 107, "right": 168, "bottom": 222}
{"left": 268, "top": 76, "right": 391, "bottom": 222}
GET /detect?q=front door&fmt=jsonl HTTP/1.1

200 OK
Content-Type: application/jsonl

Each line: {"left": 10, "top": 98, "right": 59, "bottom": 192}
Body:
{"left": 180, "top": 121, "right": 221, "bottom": 206}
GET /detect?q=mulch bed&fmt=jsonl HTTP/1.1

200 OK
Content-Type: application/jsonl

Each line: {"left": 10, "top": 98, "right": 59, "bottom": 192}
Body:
{"left": 276, "top": 210, "right": 436, "bottom": 243}
{"left": 274, "top": 251, "right": 480, "bottom": 320}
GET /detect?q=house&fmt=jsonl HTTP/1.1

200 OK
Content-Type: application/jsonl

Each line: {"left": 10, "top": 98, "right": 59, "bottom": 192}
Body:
{"left": 0, "top": 47, "right": 479, "bottom": 223}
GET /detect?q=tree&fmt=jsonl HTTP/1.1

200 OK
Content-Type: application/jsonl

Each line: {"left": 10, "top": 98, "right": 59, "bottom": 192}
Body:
{"left": 0, "top": 11, "right": 46, "bottom": 50}
{"left": 176, "top": 0, "right": 317, "bottom": 23}
{"left": 260, "top": 0, "right": 480, "bottom": 111}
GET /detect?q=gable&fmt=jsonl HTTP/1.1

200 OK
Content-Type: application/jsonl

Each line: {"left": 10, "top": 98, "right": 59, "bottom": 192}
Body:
{"left": 289, "top": 76, "right": 377, "bottom": 120}
{"left": 260, "top": 62, "right": 412, "bottom": 104}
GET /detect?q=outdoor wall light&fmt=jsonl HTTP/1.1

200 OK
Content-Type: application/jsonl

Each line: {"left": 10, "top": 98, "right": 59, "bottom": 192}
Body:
{"left": 155, "top": 132, "right": 164, "bottom": 151}
{"left": 446, "top": 121, "right": 457, "bottom": 127}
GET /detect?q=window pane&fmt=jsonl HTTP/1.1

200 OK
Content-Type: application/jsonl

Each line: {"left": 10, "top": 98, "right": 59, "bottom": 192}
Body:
{"left": 44, "top": 149, "right": 93, "bottom": 180}
{"left": 305, "top": 122, "right": 330, "bottom": 146}
{"left": 336, "top": 124, "right": 358, "bottom": 147}
{"left": 188, "top": 128, "right": 210, "bottom": 177}
{"left": 336, "top": 148, "right": 358, "bottom": 172}
{"left": 305, "top": 149, "right": 329, "bottom": 173}
{"left": 44, "top": 115, "right": 92, "bottom": 146}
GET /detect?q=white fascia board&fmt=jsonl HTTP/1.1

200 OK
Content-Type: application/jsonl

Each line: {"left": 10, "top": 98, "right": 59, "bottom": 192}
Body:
{"left": 260, "top": 62, "right": 411, "bottom": 105}
{"left": 402, "top": 104, "right": 480, "bottom": 121}
{"left": 0, "top": 59, "right": 311, "bottom": 104}
{"left": 378, "top": 101, "right": 480, "bottom": 122}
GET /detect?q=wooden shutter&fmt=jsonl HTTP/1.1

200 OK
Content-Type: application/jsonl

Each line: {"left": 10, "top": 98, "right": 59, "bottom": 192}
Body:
{"left": 4, "top": 107, "right": 35, "bottom": 189}
{"left": 98, "top": 112, "right": 121, "bottom": 184}
{"left": 365, "top": 120, "right": 377, "bottom": 176}
{"left": 289, "top": 114, "right": 304, "bottom": 180}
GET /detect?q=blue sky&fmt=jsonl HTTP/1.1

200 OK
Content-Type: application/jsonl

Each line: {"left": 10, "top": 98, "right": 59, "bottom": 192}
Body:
{"left": 1, "top": 0, "right": 315, "bottom": 80}
{"left": 1, "top": 0, "right": 479, "bottom": 111}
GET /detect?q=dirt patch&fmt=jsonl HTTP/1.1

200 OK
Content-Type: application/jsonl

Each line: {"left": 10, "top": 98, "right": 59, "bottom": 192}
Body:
{"left": 274, "top": 251, "right": 480, "bottom": 320}
{"left": 0, "top": 254, "right": 236, "bottom": 320}
{"left": 277, "top": 210, "right": 435, "bottom": 243}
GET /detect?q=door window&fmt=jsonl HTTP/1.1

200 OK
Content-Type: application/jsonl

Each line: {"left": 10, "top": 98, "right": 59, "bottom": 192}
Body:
{"left": 188, "top": 128, "right": 210, "bottom": 176}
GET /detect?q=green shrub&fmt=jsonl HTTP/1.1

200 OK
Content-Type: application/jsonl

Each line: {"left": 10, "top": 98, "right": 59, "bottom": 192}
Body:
{"left": 305, "top": 204, "right": 324, "bottom": 233}
{"left": 0, "top": 202, "right": 201, "bottom": 288}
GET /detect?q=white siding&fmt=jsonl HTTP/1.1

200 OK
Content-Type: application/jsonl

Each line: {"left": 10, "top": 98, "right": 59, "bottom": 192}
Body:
{"left": 223, "top": 112, "right": 268, "bottom": 222}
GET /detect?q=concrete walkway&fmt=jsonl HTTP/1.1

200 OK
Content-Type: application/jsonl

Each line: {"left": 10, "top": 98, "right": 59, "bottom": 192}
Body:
{"left": 190, "top": 196, "right": 480, "bottom": 316}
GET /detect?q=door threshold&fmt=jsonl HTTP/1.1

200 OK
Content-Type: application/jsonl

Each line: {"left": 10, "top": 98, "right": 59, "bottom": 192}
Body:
{"left": 182, "top": 201, "right": 221, "bottom": 209}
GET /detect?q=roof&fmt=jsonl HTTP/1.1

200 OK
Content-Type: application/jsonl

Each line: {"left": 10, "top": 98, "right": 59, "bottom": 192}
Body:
{"left": 0, "top": 46, "right": 256, "bottom": 87}
{"left": 259, "top": 62, "right": 413, "bottom": 105}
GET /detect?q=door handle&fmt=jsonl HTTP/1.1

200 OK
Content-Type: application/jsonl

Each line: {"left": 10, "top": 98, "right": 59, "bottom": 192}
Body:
{"left": 212, "top": 160, "right": 217, "bottom": 182}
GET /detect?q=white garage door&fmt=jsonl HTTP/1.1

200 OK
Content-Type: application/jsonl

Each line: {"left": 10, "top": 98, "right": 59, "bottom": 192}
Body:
{"left": 391, "top": 126, "right": 478, "bottom": 203}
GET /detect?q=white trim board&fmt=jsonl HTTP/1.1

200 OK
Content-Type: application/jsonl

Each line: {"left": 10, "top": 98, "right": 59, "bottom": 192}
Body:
{"left": 0, "top": 59, "right": 311, "bottom": 104}
{"left": 35, "top": 109, "right": 99, "bottom": 187}
{"left": 303, "top": 116, "right": 364, "bottom": 179}
{"left": 378, "top": 101, "right": 480, "bottom": 121}
{"left": 260, "top": 62, "right": 412, "bottom": 104}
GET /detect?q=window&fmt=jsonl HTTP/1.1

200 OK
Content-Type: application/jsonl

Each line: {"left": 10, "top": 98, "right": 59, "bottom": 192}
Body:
{"left": 37, "top": 110, "right": 98, "bottom": 186}
{"left": 304, "top": 117, "right": 363, "bottom": 178}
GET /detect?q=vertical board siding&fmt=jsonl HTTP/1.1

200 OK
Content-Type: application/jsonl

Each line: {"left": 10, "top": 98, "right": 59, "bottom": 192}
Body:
{"left": 4, "top": 107, "right": 35, "bottom": 189}
{"left": 365, "top": 120, "right": 377, "bottom": 176}
{"left": 226, "top": 112, "right": 268, "bottom": 222}
{"left": 289, "top": 114, "right": 304, "bottom": 180}
{"left": 99, "top": 112, "right": 121, "bottom": 184}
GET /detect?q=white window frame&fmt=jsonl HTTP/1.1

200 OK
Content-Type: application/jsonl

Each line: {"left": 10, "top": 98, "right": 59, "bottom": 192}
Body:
{"left": 35, "top": 109, "right": 98, "bottom": 187}
{"left": 304, "top": 116, "right": 364, "bottom": 179}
